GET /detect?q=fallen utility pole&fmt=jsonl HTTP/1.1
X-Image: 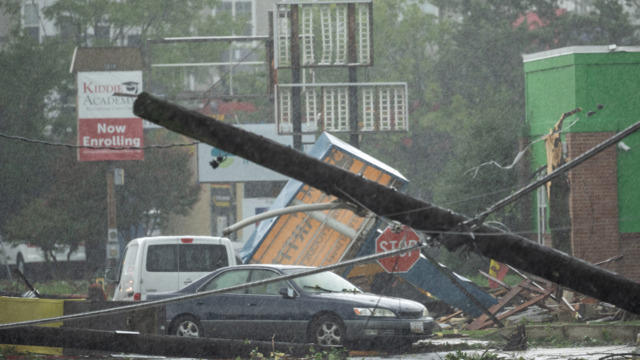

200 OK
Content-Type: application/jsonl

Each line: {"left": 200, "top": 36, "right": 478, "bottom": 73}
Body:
{"left": 0, "top": 326, "right": 321, "bottom": 359}
{"left": 133, "top": 92, "right": 640, "bottom": 314}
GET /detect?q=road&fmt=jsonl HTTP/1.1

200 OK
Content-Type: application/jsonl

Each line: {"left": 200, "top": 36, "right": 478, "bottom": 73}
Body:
{"left": 356, "top": 339, "right": 639, "bottom": 360}
{"left": 107, "top": 345, "right": 639, "bottom": 360}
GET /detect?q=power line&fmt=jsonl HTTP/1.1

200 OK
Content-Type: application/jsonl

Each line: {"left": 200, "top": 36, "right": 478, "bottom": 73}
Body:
{"left": 0, "top": 242, "right": 427, "bottom": 330}
{"left": 0, "top": 132, "right": 197, "bottom": 150}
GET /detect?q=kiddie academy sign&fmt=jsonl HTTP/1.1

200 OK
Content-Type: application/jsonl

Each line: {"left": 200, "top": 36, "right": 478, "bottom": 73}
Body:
{"left": 77, "top": 71, "right": 143, "bottom": 161}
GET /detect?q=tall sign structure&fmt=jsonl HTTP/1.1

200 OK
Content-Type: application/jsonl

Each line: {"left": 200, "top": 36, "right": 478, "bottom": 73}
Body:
{"left": 70, "top": 47, "right": 145, "bottom": 267}
{"left": 272, "top": 0, "right": 409, "bottom": 149}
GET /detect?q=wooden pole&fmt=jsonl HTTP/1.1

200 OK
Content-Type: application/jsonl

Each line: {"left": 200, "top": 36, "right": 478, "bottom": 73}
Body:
{"left": 290, "top": 5, "right": 302, "bottom": 151}
{"left": 133, "top": 92, "right": 640, "bottom": 314}
{"left": 347, "top": 3, "right": 359, "bottom": 148}
{"left": 0, "top": 326, "right": 320, "bottom": 359}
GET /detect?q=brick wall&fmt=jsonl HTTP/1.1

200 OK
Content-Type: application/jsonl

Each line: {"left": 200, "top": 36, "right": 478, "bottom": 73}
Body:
{"left": 566, "top": 132, "right": 621, "bottom": 274}
{"left": 619, "top": 233, "right": 640, "bottom": 282}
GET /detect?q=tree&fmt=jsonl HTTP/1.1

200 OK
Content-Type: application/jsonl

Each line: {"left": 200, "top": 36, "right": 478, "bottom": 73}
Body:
{"left": 361, "top": 0, "right": 638, "bottom": 274}
{"left": 114, "top": 131, "right": 201, "bottom": 241}
{"left": 550, "top": 0, "right": 636, "bottom": 45}
{"left": 0, "top": 0, "right": 241, "bottom": 277}
{"left": 360, "top": 0, "right": 451, "bottom": 202}
{"left": 0, "top": 37, "right": 70, "bottom": 233}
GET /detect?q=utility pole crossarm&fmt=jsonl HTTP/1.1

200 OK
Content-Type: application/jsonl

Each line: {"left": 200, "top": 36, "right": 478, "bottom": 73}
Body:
{"left": 133, "top": 92, "right": 640, "bottom": 315}
{"left": 223, "top": 201, "right": 355, "bottom": 236}
{"left": 148, "top": 35, "right": 270, "bottom": 43}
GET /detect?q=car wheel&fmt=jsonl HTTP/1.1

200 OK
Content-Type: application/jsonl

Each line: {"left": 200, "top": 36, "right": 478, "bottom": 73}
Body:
{"left": 309, "top": 314, "right": 345, "bottom": 346}
{"left": 170, "top": 315, "right": 203, "bottom": 337}
{"left": 16, "top": 255, "right": 26, "bottom": 276}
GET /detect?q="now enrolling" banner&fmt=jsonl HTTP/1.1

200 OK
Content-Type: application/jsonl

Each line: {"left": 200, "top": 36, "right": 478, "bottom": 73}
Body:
{"left": 77, "top": 71, "right": 144, "bottom": 161}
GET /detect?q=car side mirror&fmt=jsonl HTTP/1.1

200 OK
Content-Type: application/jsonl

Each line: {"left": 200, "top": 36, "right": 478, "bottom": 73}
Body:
{"left": 279, "top": 287, "right": 296, "bottom": 299}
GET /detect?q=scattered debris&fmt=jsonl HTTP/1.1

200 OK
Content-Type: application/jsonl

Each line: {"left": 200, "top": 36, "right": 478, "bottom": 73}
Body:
{"left": 502, "top": 324, "right": 527, "bottom": 351}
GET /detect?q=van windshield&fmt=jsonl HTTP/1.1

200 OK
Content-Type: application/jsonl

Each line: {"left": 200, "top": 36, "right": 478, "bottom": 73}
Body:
{"left": 118, "top": 244, "right": 138, "bottom": 282}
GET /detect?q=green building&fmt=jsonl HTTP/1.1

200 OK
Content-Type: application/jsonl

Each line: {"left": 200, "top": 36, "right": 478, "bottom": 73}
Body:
{"left": 524, "top": 45, "right": 640, "bottom": 282}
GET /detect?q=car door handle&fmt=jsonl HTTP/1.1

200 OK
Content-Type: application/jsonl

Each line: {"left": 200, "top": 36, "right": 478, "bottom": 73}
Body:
{"left": 247, "top": 303, "right": 258, "bottom": 306}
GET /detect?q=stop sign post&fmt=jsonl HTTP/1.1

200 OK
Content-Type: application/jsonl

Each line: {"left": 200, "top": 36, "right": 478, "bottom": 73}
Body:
{"left": 376, "top": 224, "right": 421, "bottom": 273}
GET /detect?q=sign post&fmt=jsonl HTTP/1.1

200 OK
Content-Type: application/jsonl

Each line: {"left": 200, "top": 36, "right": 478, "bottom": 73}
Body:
{"left": 375, "top": 224, "right": 421, "bottom": 273}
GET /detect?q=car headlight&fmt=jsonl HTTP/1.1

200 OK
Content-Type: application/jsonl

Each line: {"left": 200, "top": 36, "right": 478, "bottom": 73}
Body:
{"left": 353, "top": 307, "right": 396, "bottom": 317}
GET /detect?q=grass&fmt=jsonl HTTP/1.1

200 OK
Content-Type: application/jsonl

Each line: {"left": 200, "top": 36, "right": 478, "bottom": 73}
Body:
{"left": 0, "top": 279, "right": 88, "bottom": 297}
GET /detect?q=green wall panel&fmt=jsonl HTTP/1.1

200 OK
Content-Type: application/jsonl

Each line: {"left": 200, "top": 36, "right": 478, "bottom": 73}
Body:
{"left": 524, "top": 47, "right": 640, "bottom": 234}
{"left": 617, "top": 131, "right": 640, "bottom": 233}
{"left": 573, "top": 61, "right": 640, "bottom": 133}
{"left": 525, "top": 65, "right": 576, "bottom": 137}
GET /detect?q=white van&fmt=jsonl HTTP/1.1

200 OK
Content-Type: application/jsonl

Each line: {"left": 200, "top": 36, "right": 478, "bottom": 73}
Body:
{"left": 111, "top": 236, "right": 236, "bottom": 301}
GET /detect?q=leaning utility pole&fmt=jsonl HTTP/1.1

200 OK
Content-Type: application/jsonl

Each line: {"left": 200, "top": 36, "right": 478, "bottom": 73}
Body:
{"left": 133, "top": 92, "right": 640, "bottom": 314}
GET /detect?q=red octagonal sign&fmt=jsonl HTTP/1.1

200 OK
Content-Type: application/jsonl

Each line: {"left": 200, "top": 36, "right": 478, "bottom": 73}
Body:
{"left": 376, "top": 224, "right": 421, "bottom": 273}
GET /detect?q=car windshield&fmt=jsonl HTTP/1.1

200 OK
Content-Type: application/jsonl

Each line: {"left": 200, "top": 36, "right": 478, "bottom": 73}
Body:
{"left": 284, "top": 269, "right": 361, "bottom": 294}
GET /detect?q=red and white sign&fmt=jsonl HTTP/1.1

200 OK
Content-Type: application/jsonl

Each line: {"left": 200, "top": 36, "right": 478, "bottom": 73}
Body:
{"left": 77, "top": 118, "right": 143, "bottom": 161}
{"left": 77, "top": 71, "right": 144, "bottom": 162}
{"left": 376, "top": 224, "right": 421, "bottom": 273}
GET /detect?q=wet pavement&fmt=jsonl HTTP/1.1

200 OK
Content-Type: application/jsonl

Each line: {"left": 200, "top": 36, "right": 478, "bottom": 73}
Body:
{"left": 355, "top": 343, "right": 639, "bottom": 360}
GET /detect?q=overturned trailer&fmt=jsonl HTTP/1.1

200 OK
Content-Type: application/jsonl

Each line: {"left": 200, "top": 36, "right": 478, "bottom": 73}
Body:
{"left": 133, "top": 92, "right": 640, "bottom": 315}
{"left": 237, "top": 131, "right": 496, "bottom": 317}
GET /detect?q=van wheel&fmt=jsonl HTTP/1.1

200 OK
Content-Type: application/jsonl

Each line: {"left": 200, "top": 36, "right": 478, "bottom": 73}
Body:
{"left": 16, "top": 255, "right": 26, "bottom": 276}
{"left": 171, "top": 315, "right": 203, "bottom": 337}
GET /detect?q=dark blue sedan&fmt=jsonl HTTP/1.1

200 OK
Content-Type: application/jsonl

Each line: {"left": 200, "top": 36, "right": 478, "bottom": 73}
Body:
{"left": 148, "top": 264, "right": 436, "bottom": 348}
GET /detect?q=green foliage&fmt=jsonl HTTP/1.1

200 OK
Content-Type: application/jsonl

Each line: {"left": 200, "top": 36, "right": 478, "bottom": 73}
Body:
{"left": 551, "top": 0, "right": 637, "bottom": 46}
{"left": 0, "top": 1, "right": 244, "bottom": 275}
{"left": 42, "top": 0, "right": 222, "bottom": 46}
{"left": 361, "top": 0, "right": 640, "bottom": 273}
{"left": 0, "top": 279, "right": 87, "bottom": 296}
{"left": 245, "top": 345, "right": 347, "bottom": 360}
{"left": 307, "top": 346, "right": 347, "bottom": 360}
{"left": 444, "top": 350, "right": 505, "bottom": 360}
{"left": 0, "top": 37, "right": 72, "bottom": 233}
{"left": 114, "top": 132, "right": 201, "bottom": 242}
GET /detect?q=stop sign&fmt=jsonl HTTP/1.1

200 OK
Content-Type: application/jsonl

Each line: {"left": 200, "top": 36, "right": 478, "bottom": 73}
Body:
{"left": 376, "top": 224, "right": 421, "bottom": 273}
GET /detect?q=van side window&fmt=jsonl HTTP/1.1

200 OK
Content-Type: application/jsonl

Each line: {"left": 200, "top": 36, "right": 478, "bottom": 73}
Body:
{"left": 146, "top": 245, "right": 178, "bottom": 272}
{"left": 180, "top": 244, "right": 229, "bottom": 272}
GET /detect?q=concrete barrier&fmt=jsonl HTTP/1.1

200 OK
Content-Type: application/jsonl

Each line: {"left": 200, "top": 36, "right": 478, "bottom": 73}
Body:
{"left": 0, "top": 296, "right": 159, "bottom": 356}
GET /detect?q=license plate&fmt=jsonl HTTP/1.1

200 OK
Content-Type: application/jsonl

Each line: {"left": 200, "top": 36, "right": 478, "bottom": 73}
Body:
{"left": 410, "top": 321, "right": 424, "bottom": 334}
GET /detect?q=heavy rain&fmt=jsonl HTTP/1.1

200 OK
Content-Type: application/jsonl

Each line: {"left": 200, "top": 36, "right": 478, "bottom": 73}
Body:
{"left": 1, "top": 1, "right": 640, "bottom": 359}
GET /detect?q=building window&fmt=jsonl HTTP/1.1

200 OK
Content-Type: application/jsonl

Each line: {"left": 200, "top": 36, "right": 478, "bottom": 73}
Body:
{"left": 23, "top": 3, "right": 40, "bottom": 41}
{"left": 127, "top": 34, "right": 141, "bottom": 47}
{"left": 58, "top": 16, "right": 76, "bottom": 41}
{"left": 216, "top": 1, "right": 232, "bottom": 15}
{"left": 216, "top": 0, "right": 254, "bottom": 36}
{"left": 235, "top": 1, "right": 253, "bottom": 36}
{"left": 94, "top": 24, "right": 110, "bottom": 41}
